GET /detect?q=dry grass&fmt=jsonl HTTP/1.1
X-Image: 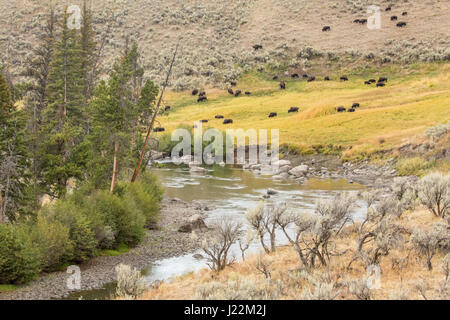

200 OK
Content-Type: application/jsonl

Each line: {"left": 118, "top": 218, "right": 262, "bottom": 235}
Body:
{"left": 140, "top": 208, "right": 449, "bottom": 300}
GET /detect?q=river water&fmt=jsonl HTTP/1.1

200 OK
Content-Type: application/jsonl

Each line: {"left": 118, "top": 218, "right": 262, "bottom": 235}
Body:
{"left": 65, "top": 165, "right": 365, "bottom": 300}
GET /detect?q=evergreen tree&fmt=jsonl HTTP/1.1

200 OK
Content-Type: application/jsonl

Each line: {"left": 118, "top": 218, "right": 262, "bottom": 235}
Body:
{"left": 40, "top": 10, "right": 87, "bottom": 198}
{"left": 0, "top": 73, "right": 30, "bottom": 222}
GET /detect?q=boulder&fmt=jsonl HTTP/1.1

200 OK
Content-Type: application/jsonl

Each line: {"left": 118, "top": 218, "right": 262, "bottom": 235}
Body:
{"left": 178, "top": 214, "right": 207, "bottom": 233}
{"left": 276, "top": 165, "right": 292, "bottom": 174}
{"left": 267, "top": 188, "right": 278, "bottom": 195}
{"left": 272, "top": 173, "right": 290, "bottom": 180}
{"left": 289, "top": 165, "right": 309, "bottom": 177}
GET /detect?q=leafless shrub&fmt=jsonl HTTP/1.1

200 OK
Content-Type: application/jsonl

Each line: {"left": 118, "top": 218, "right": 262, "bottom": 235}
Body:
{"left": 238, "top": 230, "right": 255, "bottom": 261}
{"left": 411, "top": 222, "right": 450, "bottom": 270}
{"left": 246, "top": 202, "right": 287, "bottom": 254}
{"left": 414, "top": 278, "right": 429, "bottom": 300}
{"left": 255, "top": 255, "right": 273, "bottom": 279}
{"left": 278, "top": 194, "right": 356, "bottom": 268}
{"left": 439, "top": 254, "right": 450, "bottom": 299}
{"left": 201, "top": 218, "right": 242, "bottom": 272}
{"left": 115, "top": 264, "right": 146, "bottom": 299}
{"left": 417, "top": 172, "right": 450, "bottom": 218}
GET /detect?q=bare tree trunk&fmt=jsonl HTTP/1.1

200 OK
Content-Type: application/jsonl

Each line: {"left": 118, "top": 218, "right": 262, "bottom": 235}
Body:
{"left": 1, "top": 175, "right": 10, "bottom": 222}
{"left": 110, "top": 140, "right": 119, "bottom": 193}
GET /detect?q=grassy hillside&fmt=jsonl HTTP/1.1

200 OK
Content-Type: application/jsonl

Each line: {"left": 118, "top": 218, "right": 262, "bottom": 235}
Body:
{"left": 159, "top": 62, "right": 450, "bottom": 161}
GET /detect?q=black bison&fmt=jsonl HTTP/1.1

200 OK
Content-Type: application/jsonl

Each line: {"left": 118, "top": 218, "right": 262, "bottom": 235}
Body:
{"left": 322, "top": 26, "right": 331, "bottom": 32}
{"left": 215, "top": 115, "right": 224, "bottom": 119}
{"left": 268, "top": 112, "right": 277, "bottom": 118}
{"left": 199, "top": 91, "right": 206, "bottom": 96}
{"left": 153, "top": 127, "right": 165, "bottom": 132}
{"left": 352, "top": 103, "right": 360, "bottom": 108}
{"left": 245, "top": 91, "right": 251, "bottom": 95}
{"left": 347, "top": 108, "right": 356, "bottom": 113}
{"left": 272, "top": 76, "right": 279, "bottom": 80}
{"left": 359, "top": 19, "right": 368, "bottom": 24}
{"left": 253, "top": 44, "right": 263, "bottom": 50}
{"left": 365, "top": 80, "right": 371, "bottom": 85}
{"left": 369, "top": 79, "right": 377, "bottom": 83}
{"left": 234, "top": 90, "right": 242, "bottom": 97}
{"left": 280, "top": 81, "right": 286, "bottom": 90}
{"left": 385, "top": 7, "right": 392, "bottom": 12}
{"left": 198, "top": 96, "right": 207, "bottom": 102}
{"left": 302, "top": 74, "right": 309, "bottom": 78}
{"left": 324, "top": 76, "right": 330, "bottom": 81}
{"left": 307, "top": 76, "right": 316, "bottom": 82}
{"left": 223, "top": 119, "right": 233, "bottom": 124}
{"left": 192, "top": 89, "right": 199, "bottom": 96}
{"left": 402, "top": 12, "right": 407, "bottom": 16}
{"left": 288, "top": 107, "right": 299, "bottom": 113}
{"left": 200, "top": 120, "right": 208, "bottom": 123}
{"left": 378, "top": 77, "right": 388, "bottom": 82}
{"left": 228, "top": 88, "right": 234, "bottom": 95}
{"left": 336, "top": 106, "right": 346, "bottom": 112}
{"left": 376, "top": 82, "right": 386, "bottom": 87}
{"left": 164, "top": 106, "right": 171, "bottom": 111}
{"left": 391, "top": 16, "right": 398, "bottom": 21}
{"left": 396, "top": 22, "right": 407, "bottom": 27}
{"left": 340, "top": 76, "right": 349, "bottom": 81}
{"left": 353, "top": 19, "right": 361, "bottom": 23}
{"left": 230, "top": 81, "right": 237, "bottom": 86}
{"left": 291, "top": 73, "right": 299, "bottom": 78}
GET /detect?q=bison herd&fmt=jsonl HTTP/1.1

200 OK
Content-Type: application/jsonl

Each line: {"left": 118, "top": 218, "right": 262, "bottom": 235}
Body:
{"left": 336, "top": 102, "right": 361, "bottom": 113}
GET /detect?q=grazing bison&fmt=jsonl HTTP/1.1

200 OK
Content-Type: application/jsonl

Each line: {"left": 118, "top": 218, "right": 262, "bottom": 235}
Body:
{"left": 280, "top": 81, "right": 286, "bottom": 90}
{"left": 215, "top": 115, "right": 224, "bottom": 119}
{"left": 200, "top": 120, "right": 208, "bottom": 123}
{"left": 391, "top": 16, "right": 398, "bottom": 21}
{"left": 291, "top": 73, "right": 299, "bottom": 78}
{"left": 324, "top": 76, "right": 330, "bottom": 81}
{"left": 268, "top": 112, "right": 277, "bottom": 118}
{"left": 228, "top": 88, "right": 234, "bottom": 95}
{"left": 198, "top": 96, "right": 207, "bottom": 102}
{"left": 340, "top": 76, "right": 349, "bottom": 81}
{"left": 199, "top": 91, "right": 206, "bottom": 97}
{"left": 234, "top": 90, "right": 242, "bottom": 97}
{"left": 353, "top": 19, "right": 361, "bottom": 23}
{"left": 245, "top": 91, "right": 251, "bottom": 95}
{"left": 365, "top": 80, "right": 371, "bottom": 85}
{"left": 223, "top": 119, "right": 233, "bottom": 124}
{"left": 359, "top": 19, "right": 368, "bottom": 24}
{"left": 352, "top": 103, "right": 360, "bottom": 108}
{"left": 288, "top": 107, "right": 299, "bottom": 113}
{"left": 369, "top": 79, "right": 377, "bottom": 83}
{"left": 396, "top": 22, "right": 407, "bottom": 27}
{"left": 253, "top": 44, "right": 263, "bottom": 50}
{"left": 402, "top": 12, "right": 407, "bottom": 16}
{"left": 322, "top": 26, "right": 331, "bottom": 32}
{"left": 336, "top": 106, "right": 346, "bottom": 112}
{"left": 376, "top": 82, "right": 386, "bottom": 87}
{"left": 307, "top": 76, "right": 316, "bottom": 82}
{"left": 347, "top": 108, "right": 356, "bottom": 113}
{"left": 153, "top": 127, "right": 165, "bottom": 132}
{"left": 192, "top": 89, "right": 199, "bottom": 96}
{"left": 385, "top": 7, "right": 392, "bottom": 11}
{"left": 302, "top": 74, "right": 309, "bottom": 78}
{"left": 164, "top": 106, "right": 171, "bottom": 111}
{"left": 378, "top": 77, "right": 388, "bottom": 82}
{"left": 272, "top": 76, "right": 279, "bottom": 80}
{"left": 230, "top": 81, "right": 237, "bottom": 86}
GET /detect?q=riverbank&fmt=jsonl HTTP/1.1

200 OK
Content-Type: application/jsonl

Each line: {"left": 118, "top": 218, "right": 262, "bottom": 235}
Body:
{"left": 140, "top": 208, "right": 449, "bottom": 300}
{"left": 0, "top": 198, "right": 214, "bottom": 300}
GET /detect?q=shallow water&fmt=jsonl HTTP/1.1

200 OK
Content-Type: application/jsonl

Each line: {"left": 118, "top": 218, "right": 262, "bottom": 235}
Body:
{"left": 65, "top": 165, "right": 365, "bottom": 300}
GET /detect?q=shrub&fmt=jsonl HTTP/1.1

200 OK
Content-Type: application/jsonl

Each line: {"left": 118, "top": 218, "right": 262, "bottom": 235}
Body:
{"left": 31, "top": 215, "right": 73, "bottom": 271}
{"left": 115, "top": 264, "right": 145, "bottom": 299}
{"left": 417, "top": 172, "right": 449, "bottom": 218}
{"left": 395, "top": 157, "right": 433, "bottom": 176}
{"left": 0, "top": 224, "right": 41, "bottom": 284}
{"left": 70, "top": 213, "right": 97, "bottom": 263}
{"left": 411, "top": 222, "right": 449, "bottom": 270}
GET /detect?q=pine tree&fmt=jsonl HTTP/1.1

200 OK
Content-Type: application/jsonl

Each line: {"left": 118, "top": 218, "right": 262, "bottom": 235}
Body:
{"left": 0, "top": 73, "right": 30, "bottom": 222}
{"left": 40, "top": 10, "right": 87, "bottom": 198}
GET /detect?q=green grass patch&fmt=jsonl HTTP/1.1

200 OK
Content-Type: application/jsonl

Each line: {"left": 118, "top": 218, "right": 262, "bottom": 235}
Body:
{"left": 0, "top": 284, "right": 19, "bottom": 293}
{"left": 395, "top": 157, "right": 435, "bottom": 176}
{"left": 97, "top": 243, "right": 131, "bottom": 257}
